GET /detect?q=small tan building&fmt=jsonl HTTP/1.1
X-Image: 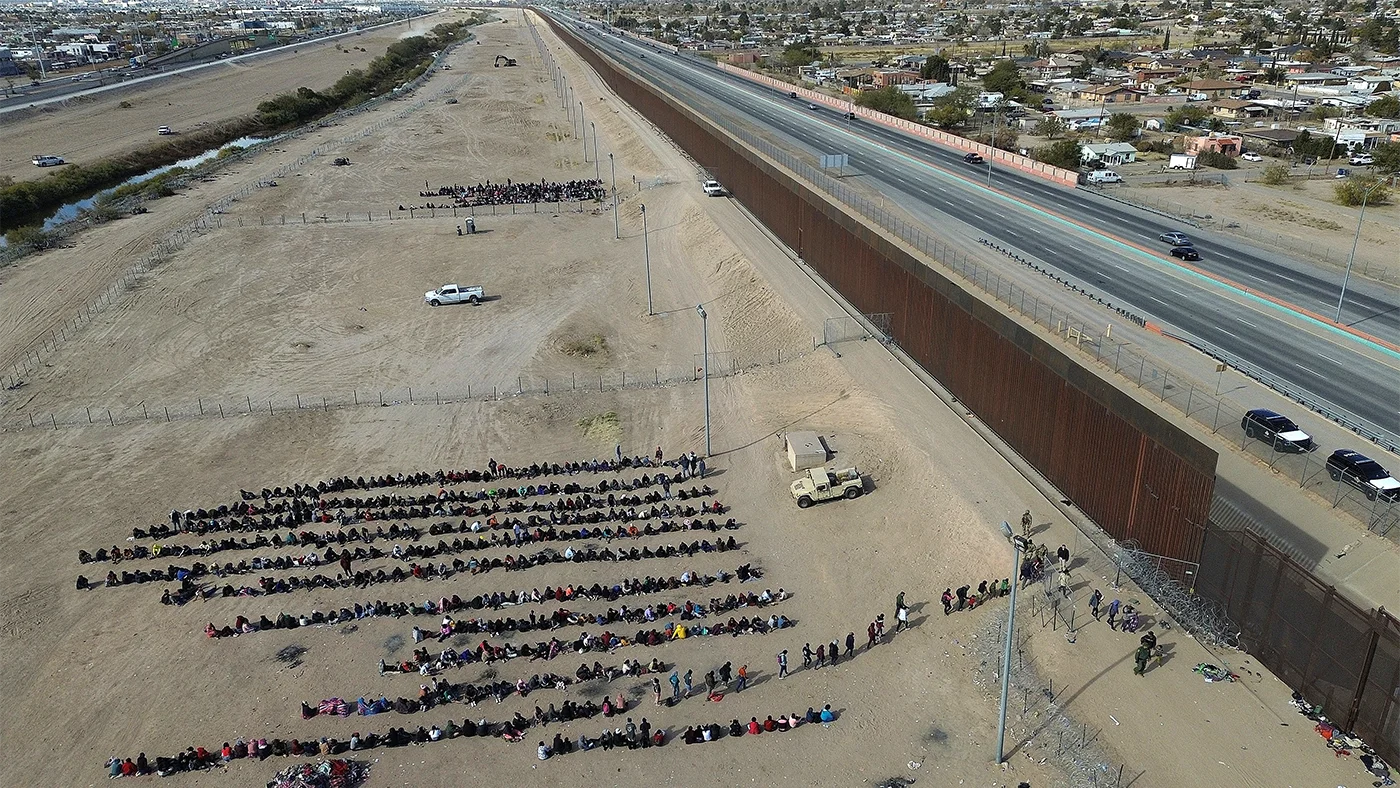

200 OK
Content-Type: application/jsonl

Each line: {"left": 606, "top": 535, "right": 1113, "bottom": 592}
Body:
{"left": 786, "top": 431, "right": 828, "bottom": 472}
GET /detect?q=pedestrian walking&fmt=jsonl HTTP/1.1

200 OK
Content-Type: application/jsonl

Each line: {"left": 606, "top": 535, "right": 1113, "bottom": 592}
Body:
{"left": 615, "top": 443, "right": 623, "bottom": 463}
{"left": 1021, "top": 509, "right": 1033, "bottom": 538}
{"left": 845, "top": 632, "right": 855, "bottom": 657}
{"left": 661, "top": 477, "right": 672, "bottom": 499}
{"left": 802, "top": 643, "right": 813, "bottom": 668}
{"left": 1058, "top": 569, "right": 1071, "bottom": 599}
{"left": 652, "top": 676, "right": 662, "bottom": 706}
{"left": 875, "top": 614, "right": 885, "bottom": 639}
{"left": 1057, "top": 544, "right": 1071, "bottom": 572}
{"left": 896, "top": 604, "right": 909, "bottom": 632}
{"left": 735, "top": 664, "right": 748, "bottom": 693}
{"left": 669, "top": 671, "right": 680, "bottom": 701}
{"left": 718, "top": 662, "right": 732, "bottom": 685}
{"left": 815, "top": 644, "right": 825, "bottom": 668}
{"left": 1133, "top": 644, "right": 1151, "bottom": 676}
{"left": 828, "top": 639, "right": 840, "bottom": 666}
{"left": 941, "top": 588, "right": 954, "bottom": 615}
{"left": 655, "top": 446, "right": 663, "bottom": 463}
{"left": 955, "top": 585, "right": 968, "bottom": 611}
{"left": 698, "top": 458, "right": 707, "bottom": 478}
{"left": 867, "top": 621, "right": 877, "bottom": 649}
{"left": 999, "top": 578, "right": 1010, "bottom": 597}
{"left": 895, "top": 591, "right": 906, "bottom": 616}
{"left": 777, "top": 650, "right": 788, "bottom": 679}
{"left": 1107, "top": 598, "right": 1121, "bottom": 631}
{"left": 683, "top": 669, "right": 693, "bottom": 696}
{"left": 705, "top": 670, "right": 717, "bottom": 694}
{"left": 1089, "top": 589, "right": 1103, "bottom": 619}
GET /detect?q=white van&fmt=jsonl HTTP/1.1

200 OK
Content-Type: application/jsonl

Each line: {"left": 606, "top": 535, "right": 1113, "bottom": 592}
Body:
{"left": 1087, "top": 170, "right": 1122, "bottom": 184}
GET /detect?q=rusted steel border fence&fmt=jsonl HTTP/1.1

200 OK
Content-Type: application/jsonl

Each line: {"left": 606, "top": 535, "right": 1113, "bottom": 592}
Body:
{"left": 1197, "top": 522, "right": 1398, "bottom": 764}
{"left": 539, "top": 12, "right": 1217, "bottom": 569}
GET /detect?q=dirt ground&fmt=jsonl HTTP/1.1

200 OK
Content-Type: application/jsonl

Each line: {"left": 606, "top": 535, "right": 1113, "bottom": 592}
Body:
{"left": 0, "top": 10, "right": 1385, "bottom": 788}
{"left": 0, "top": 12, "right": 472, "bottom": 184}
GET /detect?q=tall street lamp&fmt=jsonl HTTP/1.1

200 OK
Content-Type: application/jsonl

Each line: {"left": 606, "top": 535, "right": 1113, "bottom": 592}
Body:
{"left": 1336, "top": 177, "right": 1386, "bottom": 322}
{"left": 580, "top": 102, "right": 588, "bottom": 161}
{"left": 591, "top": 122, "right": 600, "bottom": 181}
{"left": 609, "top": 153, "right": 619, "bottom": 239}
{"left": 987, "top": 103, "right": 999, "bottom": 188}
{"left": 696, "top": 304, "right": 712, "bottom": 457}
{"left": 640, "top": 203, "right": 653, "bottom": 315}
{"left": 995, "top": 522, "right": 1028, "bottom": 765}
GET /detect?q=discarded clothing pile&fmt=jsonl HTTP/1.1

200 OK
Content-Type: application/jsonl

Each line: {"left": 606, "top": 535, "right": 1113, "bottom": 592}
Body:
{"left": 265, "top": 759, "right": 368, "bottom": 788}
{"left": 1289, "top": 692, "right": 1394, "bottom": 785}
{"left": 1191, "top": 663, "right": 1237, "bottom": 683}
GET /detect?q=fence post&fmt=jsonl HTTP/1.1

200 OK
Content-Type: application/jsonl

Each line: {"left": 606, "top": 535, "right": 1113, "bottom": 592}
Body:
{"left": 86, "top": 407, "right": 92, "bottom": 424}
{"left": 409, "top": 387, "right": 413, "bottom": 403}
{"left": 51, "top": 414, "right": 58, "bottom": 430}
{"left": 164, "top": 406, "right": 171, "bottom": 422}
{"left": 247, "top": 396, "right": 252, "bottom": 414}
{"left": 109, "top": 409, "right": 115, "bottom": 426}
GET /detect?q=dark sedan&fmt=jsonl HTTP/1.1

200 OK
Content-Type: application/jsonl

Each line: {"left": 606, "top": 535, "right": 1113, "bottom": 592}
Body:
{"left": 1170, "top": 245, "right": 1201, "bottom": 261}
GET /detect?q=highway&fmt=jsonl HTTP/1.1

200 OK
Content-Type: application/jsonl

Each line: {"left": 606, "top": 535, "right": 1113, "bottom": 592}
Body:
{"left": 553, "top": 14, "right": 1400, "bottom": 442}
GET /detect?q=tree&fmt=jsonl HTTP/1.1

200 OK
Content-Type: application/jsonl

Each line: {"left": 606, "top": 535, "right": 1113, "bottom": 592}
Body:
{"left": 778, "top": 40, "right": 821, "bottom": 68}
{"left": 921, "top": 54, "right": 950, "bottom": 82}
{"left": 981, "top": 59, "right": 1024, "bottom": 98}
{"left": 1367, "top": 94, "right": 1400, "bottom": 119}
{"left": 1165, "top": 104, "right": 1211, "bottom": 129}
{"left": 1162, "top": 28, "right": 1171, "bottom": 49}
{"left": 1335, "top": 175, "right": 1391, "bottom": 206}
{"left": 1371, "top": 142, "right": 1400, "bottom": 174}
{"left": 737, "top": 11, "right": 750, "bottom": 27}
{"left": 1034, "top": 138, "right": 1084, "bottom": 169}
{"left": 1105, "top": 112, "right": 1140, "bottom": 141}
{"left": 1033, "top": 115, "right": 1067, "bottom": 139}
{"left": 856, "top": 86, "right": 918, "bottom": 120}
{"left": 1196, "top": 150, "right": 1237, "bottom": 169}
{"left": 924, "top": 86, "right": 974, "bottom": 128}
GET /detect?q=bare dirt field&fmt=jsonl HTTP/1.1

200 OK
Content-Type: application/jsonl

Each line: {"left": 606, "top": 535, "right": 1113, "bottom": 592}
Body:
{"left": 0, "top": 10, "right": 1385, "bottom": 788}
{"left": 0, "top": 12, "right": 472, "bottom": 184}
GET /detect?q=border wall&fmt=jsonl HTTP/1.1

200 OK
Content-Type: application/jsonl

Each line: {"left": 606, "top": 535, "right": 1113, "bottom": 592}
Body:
{"left": 538, "top": 13, "right": 1215, "bottom": 569}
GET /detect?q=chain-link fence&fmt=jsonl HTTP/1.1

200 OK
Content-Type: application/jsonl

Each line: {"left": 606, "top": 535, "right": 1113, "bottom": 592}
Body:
{"left": 1, "top": 346, "right": 812, "bottom": 433}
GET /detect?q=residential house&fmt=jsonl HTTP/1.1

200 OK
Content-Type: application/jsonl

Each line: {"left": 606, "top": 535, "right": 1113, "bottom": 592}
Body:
{"left": 1210, "top": 98, "right": 1268, "bottom": 119}
{"left": 1079, "top": 83, "right": 1144, "bottom": 103}
{"left": 872, "top": 68, "right": 920, "bottom": 88}
{"left": 1240, "top": 127, "right": 1301, "bottom": 147}
{"left": 1134, "top": 66, "right": 1182, "bottom": 86}
{"left": 1182, "top": 79, "right": 1241, "bottom": 98}
{"left": 1185, "top": 132, "right": 1243, "bottom": 156}
{"left": 1282, "top": 72, "right": 1350, "bottom": 88}
{"left": 1080, "top": 142, "right": 1139, "bottom": 165}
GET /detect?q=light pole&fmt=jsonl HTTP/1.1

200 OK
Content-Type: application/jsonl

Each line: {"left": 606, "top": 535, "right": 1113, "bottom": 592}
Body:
{"left": 696, "top": 304, "right": 712, "bottom": 457}
{"left": 609, "top": 153, "right": 619, "bottom": 239}
{"left": 591, "top": 122, "right": 600, "bottom": 181}
{"left": 987, "top": 103, "right": 999, "bottom": 188}
{"left": 995, "top": 522, "right": 1028, "bottom": 765}
{"left": 580, "top": 101, "right": 588, "bottom": 161}
{"left": 640, "top": 203, "right": 653, "bottom": 315}
{"left": 1336, "top": 178, "right": 1385, "bottom": 322}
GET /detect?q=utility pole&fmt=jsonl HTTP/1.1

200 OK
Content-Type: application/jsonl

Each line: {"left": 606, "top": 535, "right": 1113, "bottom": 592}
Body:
{"left": 580, "top": 102, "right": 588, "bottom": 161}
{"left": 592, "top": 121, "right": 600, "bottom": 181}
{"left": 996, "top": 523, "right": 1028, "bottom": 765}
{"left": 640, "top": 204, "right": 653, "bottom": 315}
{"left": 609, "top": 153, "right": 619, "bottom": 239}
{"left": 696, "top": 304, "right": 712, "bottom": 457}
{"left": 1336, "top": 178, "right": 1385, "bottom": 322}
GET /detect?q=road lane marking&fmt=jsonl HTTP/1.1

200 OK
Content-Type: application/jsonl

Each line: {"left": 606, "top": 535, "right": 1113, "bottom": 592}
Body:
{"left": 1236, "top": 318, "right": 1258, "bottom": 328}
{"left": 1318, "top": 353, "right": 1341, "bottom": 365}
{"left": 1294, "top": 364, "right": 1324, "bottom": 377}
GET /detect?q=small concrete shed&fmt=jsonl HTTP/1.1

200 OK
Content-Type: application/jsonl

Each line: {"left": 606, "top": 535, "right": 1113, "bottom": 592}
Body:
{"left": 786, "top": 431, "right": 828, "bottom": 472}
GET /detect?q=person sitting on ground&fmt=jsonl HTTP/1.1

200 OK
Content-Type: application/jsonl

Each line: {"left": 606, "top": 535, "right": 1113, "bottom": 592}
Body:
{"left": 747, "top": 717, "right": 761, "bottom": 735}
{"left": 820, "top": 705, "right": 836, "bottom": 723}
{"left": 729, "top": 719, "right": 744, "bottom": 737}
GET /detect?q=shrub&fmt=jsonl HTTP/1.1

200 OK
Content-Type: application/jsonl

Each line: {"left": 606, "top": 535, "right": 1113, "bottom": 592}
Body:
{"left": 1033, "top": 138, "right": 1083, "bottom": 170}
{"left": 1334, "top": 176, "right": 1391, "bottom": 207}
{"left": 1196, "top": 150, "right": 1237, "bottom": 169}
{"left": 1259, "top": 164, "right": 1290, "bottom": 185}
{"left": 3, "top": 224, "right": 57, "bottom": 251}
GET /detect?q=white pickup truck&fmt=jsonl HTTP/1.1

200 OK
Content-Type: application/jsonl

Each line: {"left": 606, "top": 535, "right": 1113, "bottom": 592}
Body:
{"left": 424, "top": 284, "right": 484, "bottom": 306}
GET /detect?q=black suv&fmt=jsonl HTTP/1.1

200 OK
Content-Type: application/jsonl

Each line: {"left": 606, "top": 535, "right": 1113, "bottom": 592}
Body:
{"left": 1240, "top": 409, "right": 1315, "bottom": 452}
{"left": 1325, "top": 449, "right": 1400, "bottom": 502}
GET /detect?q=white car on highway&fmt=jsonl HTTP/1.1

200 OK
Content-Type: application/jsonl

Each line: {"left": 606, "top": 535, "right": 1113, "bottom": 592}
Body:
{"left": 424, "top": 284, "right": 484, "bottom": 306}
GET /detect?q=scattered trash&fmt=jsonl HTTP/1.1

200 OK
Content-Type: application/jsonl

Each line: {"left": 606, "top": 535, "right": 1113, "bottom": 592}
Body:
{"left": 1193, "top": 663, "right": 1238, "bottom": 683}
{"left": 265, "top": 758, "right": 369, "bottom": 788}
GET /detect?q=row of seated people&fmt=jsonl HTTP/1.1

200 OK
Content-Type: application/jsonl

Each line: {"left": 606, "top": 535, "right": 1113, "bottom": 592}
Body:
{"left": 135, "top": 492, "right": 724, "bottom": 545}
{"left": 104, "top": 709, "right": 577, "bottom": 778}
{"left": 89, "top": 514, "right": 737, "bottom": 568}
{"left": 158, "top": 543, "right": 745, "bottom": 602}
{"left": 682, "top": 707, "right": 837, "bottom": 744}
{"left": 87, "top": 534, "right": 743, "bottom": 593}
{"left": 200, "top": 566, "right": 763, "bottom": 636}
{"left": 162, "top": 454, "right": 689, "bottom": 537}
{"left": 206, "top": 587, "right": 784, "bottom": 640}
{"left": 304, "top": 673, "right": 613, "bottom": 721}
